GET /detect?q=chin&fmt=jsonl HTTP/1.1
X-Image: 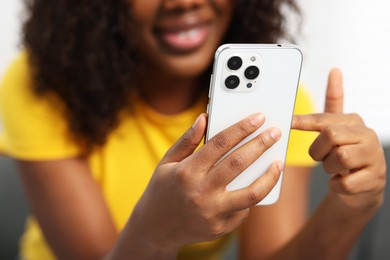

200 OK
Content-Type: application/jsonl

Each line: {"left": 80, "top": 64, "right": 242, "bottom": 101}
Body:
{"left": 157, "top": 49, "right": 215, "bottom": 79}
{"left": 163, "top": 61, "right": 210, "bottom": 79}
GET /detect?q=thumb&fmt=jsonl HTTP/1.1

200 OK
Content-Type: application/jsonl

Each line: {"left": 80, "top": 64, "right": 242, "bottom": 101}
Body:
{"left": 159, "top": 113, "right": 207, "bottom": 164}
{"left": 325, "top": 68, "right": 344, "bottom": 114}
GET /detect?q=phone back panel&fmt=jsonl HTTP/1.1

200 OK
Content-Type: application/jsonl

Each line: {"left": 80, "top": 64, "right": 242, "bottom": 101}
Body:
{"left": 206, "top": 44, "right": 303, "bottom": 205}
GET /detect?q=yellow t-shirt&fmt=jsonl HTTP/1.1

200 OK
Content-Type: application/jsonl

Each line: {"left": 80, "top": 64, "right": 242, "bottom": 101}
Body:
{"left": 0, "top": 53, "right": 317, "bottom": 260}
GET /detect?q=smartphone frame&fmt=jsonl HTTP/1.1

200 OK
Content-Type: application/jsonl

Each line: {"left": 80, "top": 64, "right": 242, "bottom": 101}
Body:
{"left": 206, "top": 44, "right": 303, "bottom": 205}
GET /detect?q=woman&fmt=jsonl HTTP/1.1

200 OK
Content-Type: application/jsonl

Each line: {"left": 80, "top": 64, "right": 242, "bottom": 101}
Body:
{"left": 0, "top": 0, "right": 385, "bottom": 259}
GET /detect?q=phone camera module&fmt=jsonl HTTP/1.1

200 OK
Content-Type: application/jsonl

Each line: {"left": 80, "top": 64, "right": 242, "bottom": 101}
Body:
{"left": 244, "top": 66, "right": 260, "bottom": 80}
{"left": 227, "top": 56, "right": 242, "bottom": 70}
{"left": 225, "top": 75, "right": 240, "bottom": 89}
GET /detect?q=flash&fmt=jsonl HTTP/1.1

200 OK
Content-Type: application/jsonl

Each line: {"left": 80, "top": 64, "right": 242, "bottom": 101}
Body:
{"left": 250, "top": 56, "right": 256, "bottom": 62}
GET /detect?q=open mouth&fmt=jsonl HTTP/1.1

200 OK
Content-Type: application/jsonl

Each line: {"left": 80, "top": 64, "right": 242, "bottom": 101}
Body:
{"left": 156, "top": 23, "right": 210, "bottom": 54}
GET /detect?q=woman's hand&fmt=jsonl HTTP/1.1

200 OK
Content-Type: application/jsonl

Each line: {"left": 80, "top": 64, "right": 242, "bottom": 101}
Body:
{"left": 128, "top": 112, "right": 283, "bottom": 254}
{"left": 292, "top": 69, "right": 386, "bottom": 211}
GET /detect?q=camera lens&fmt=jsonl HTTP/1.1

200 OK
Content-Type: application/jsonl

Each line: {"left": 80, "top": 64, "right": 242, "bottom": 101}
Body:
{"left": 225, "top": 75, "right": 240, "bottom": 89}
{"left": 244, "top": 66, "right": 260, "bottom": 80}
{"left": 227, "top": 56, "right": 242, "bottom": 70}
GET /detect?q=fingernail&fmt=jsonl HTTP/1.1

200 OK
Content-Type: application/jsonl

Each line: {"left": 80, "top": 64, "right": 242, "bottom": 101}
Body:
{"left": 277, "top": 161, "right": 284, "bottom": 172}
{"left": 250, "top": 113, "right": 265, "bottom": 126}
{"left": 269, "top": 128, "right": 281, "bottom": 140}
{"left": 192, "top": 114, "right": 203, "bottom": 129}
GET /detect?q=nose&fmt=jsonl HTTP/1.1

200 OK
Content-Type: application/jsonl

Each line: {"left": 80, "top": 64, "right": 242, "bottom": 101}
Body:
{"left": 162, "top": 0, "right": 207, "bottom": 10}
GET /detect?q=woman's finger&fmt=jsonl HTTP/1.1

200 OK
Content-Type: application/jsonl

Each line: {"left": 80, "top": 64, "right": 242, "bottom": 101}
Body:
{"left": 308, "top": 125, "right": 366, "bottom": 161}
{"left": 210, "top": 127, "right": 281, "bottom": 186}
{"left": 222, "top": 161, "right": 283, "bottom": 213}
{"left": 221, "top": 209, "right": 250, "bottom": 235}
{"left": 329, "top": 169, "right": 386, "bottom": 195}
{"left": 190, "top": 113, "right": 266, "bottom": 171}
{"left": 159, "top": 113, "right": 207, "bottom": 164}
{"left": 322, "top": 143, "right": 373, "bottom": 175}
{"left": 292, "top": 113, "right": 364, "bottom": 132}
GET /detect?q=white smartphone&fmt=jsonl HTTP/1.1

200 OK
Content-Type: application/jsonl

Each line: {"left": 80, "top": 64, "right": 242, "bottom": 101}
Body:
{"left": 205, "top": 44, "right": 303, "bottom": 205}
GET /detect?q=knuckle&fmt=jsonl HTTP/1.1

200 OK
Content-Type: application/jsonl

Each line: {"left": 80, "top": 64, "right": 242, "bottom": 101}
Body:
{"left": 211, "top": 134, "right": 229, "bottom": 151}
{"left": 339, "top": 177, "right": 356, "bottom": 194}
{"left": 367, "top": 127, "right": 379, "bottom": 141}
{"left": 246, "top": 190, "right": 261, "bottom": 205}
{"left": 270, "top": 168, "right": 281, "bottom": 183}
{"left": 181, "top": 129, "right": 197, "bottom": 147}
{"left": 210, "top": 222, "right": 225, "bottom": 239}
{"left": 188, "top": 192, "right": 206, "bottom": 211}
{"left": 323, "top": 126, "right": 338, "bottom": 144}
{"left": 201, "top": 213, "right": 225, "bottom": 239}
{"left": 256, "top": 133, "right": 271, "bottom": 149}
{"left": 237, "top": 121, "right": 251, "bottom": 136}
{"left": 200, "top": 210, "right": 213, "bottom": 222}
{"left": 349, "top": 113, "right": 364, "bottom": 125}
{"left": 335, "top": 148, "right": 351, "bottom": 168}
{"left": 313, "top": 114, "right": 325, "bottom": 128}
{"left": 229, "top": 153, "right": 246, "bottom": 170}
{"left": 175, "top": 165, "right": 193, "bottom": 186}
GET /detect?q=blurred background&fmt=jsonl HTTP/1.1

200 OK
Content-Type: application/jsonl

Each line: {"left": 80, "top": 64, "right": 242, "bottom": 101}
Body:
{"left": 296, "top": 2, "right": 390, "bottom": 259}
{"left": 1, "top": 0, "right": 389, "bottom": 259}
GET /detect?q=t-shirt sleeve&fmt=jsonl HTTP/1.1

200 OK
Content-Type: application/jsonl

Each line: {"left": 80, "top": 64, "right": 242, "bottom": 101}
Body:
{"left": 0, "top": 52, "right": 81, "bottom": 160}
{"left": 285, "top": 86, "right": 318, "bottom": 167}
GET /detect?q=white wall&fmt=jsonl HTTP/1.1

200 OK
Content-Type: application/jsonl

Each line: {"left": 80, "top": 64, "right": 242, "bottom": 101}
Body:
{"left": 297, "top": 0, "right": 390, "bottom": 145}
{"left": 0, "top": 0, "right": 23, "bottom": 131}
{"left": 1, "top": 0, "right": 390, "bottom": 144}
{"left": 0, "top": 0, "right": 23, "bottom": 78}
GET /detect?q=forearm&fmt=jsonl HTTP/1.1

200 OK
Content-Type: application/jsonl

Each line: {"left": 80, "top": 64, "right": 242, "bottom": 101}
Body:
{"left": 272, "top": 191, "right": 381, "bottom": 260}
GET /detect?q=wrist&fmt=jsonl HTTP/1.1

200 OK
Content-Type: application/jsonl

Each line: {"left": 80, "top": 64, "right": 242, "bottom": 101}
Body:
{"left": 140, "top": 226, "right": 180, "bottom": 260}
{"left": 129, "top": 206, "right": 181, "bottom": 258}
{"left": 328, "top": 190, "right": 384, "bottom": 214}
{"left": 109, "top": 209, "right": 180, "bottom": 260}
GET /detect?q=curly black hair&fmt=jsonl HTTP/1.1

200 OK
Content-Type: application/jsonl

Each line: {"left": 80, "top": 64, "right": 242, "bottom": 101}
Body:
{"left": 23, "top": 0, "right": 299, "bottom": 153}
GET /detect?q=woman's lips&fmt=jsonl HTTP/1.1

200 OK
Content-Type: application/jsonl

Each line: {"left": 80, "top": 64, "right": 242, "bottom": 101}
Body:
{"left": 156, "top": 24, "right": 210, "bottom": 53}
